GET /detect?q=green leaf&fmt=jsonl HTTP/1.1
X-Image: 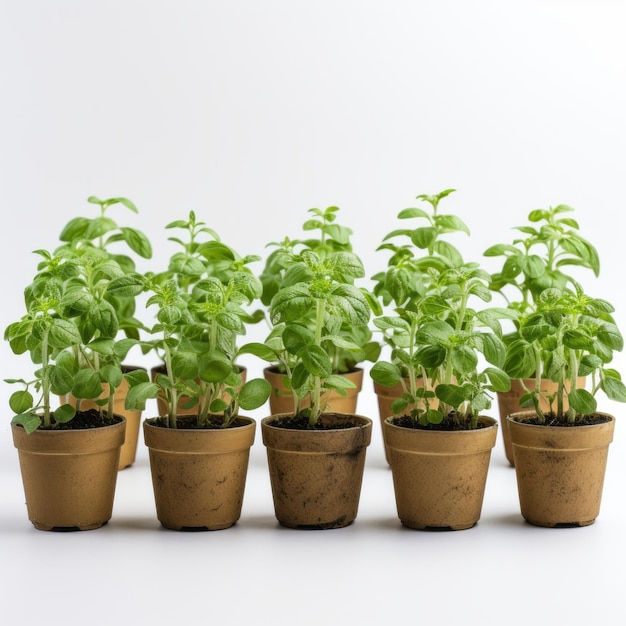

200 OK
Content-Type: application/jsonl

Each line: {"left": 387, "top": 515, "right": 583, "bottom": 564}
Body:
{"left": 436, "top": 384, "right": 467, "bottom": 408}
{"left": 54, "top": 403, "right": 77, "bottom": 424}
{"left": 198, "top": 352, "right": 232, "bottom": 383}
{"left": 125, "top": 382, "right": 160, "bottom": 410}
{"left": 89, "top": 300, "right": 118, "bottom": 337}
{"left": 9, "top": 390, "right": 33, "bottom": 414}
{"left": 410, "top": 227, "right": 437, "bottom": 249}
{"left": 49, "top": 365, "right": 74, "bottom": 395}
{"left": 119, "top": 227, "right": 152, "bottom": 259}
{"left": 324, "top": 374, "right": 357, "bottom": 390}
{"left": 480, "top": 333, "right": 506, "bottom": 367}
{"left": 282, "top": 324, "right": 315, "bottom": 354}
{"left": 435, "top": 214, "right": 470, "bottom": 235}
{"left": 301, "top": 344, "right": 332, "bottom": 377}
{"left": 602, "top": 376, "right": 626, "bottom": 403}
{"left": 72, "top": 369, "right": 103, "bottom": 399}
{"left": 567, "top": 388, "right": 597, "bottom": 415}
{"left": 238, "top": 379, "right": 272, "bottom": 410}
{"left": 48, "top": 319, "right": 82, "bottom": 349}
{"left": 397, "top": 207, "right": 429, "bottom": 220}
{"left": 107, "top": 273, "right": 145, "bottom": 298}
{"left": 291, "top": 362, "right": 309, "bottom": 390}
{"left": 237, "top": 342, "right": 278, "bottom": 362}
{"left": 270, "top": 283, "right": 313, "bottom": 324}
{"left": 59, "top": 217, "right": 90, "bottom": 242}
{"left": 485, "top": 367, "right": 511, "bottom": 392}
{"left": 451, "top": 346, "right": 478, "bottom": 374}
{"left": 100, "top": 365, "right": 123, "bottom": 389}
{"left": 370, "top": 361, "right": 402, "bottom": 387}
{"left": 11, "top": 412, "right": 42, "bottom": 434}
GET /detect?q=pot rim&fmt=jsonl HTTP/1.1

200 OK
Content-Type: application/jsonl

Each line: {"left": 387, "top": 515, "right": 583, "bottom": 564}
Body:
{"left": 506, "top": 410, "right": 615, "bottom": 429}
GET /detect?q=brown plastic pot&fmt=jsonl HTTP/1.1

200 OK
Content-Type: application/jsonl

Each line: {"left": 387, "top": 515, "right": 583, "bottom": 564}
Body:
{"left": 151, "top": 365, "right": 247, "bottom": 417}
{"left": 384, "top": 416, "right": 498, "bottom": 530}
{"left": 11, "top": 417, "right": 126, "bottom": 531}
{"left": 497, "top": 377, "right": 586, "bottom": 466}
{"left": 60, "top": 365, "right": 145, "bottom": 470}
{"left": 263, "top": 367, "right": 363, "bottom": 415}
{"left": 261, "top": 412, "right": 372, "bottom": 529}
{"left": 507, "top": 410, "right": 615, "bottom": 527}
{"left": 143, "top": 415, "right": 256, "bottom": 530}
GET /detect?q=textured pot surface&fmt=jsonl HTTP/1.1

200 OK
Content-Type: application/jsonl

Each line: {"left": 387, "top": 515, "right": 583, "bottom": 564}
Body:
{"left": 61, "top": 365, "right": 145, "bottom": 470}
{"left": 12, "top": 418, "right": 125, "bottom": 531}
{"left": 261, "top": 412, "right": 372, "bottom": 529}
{"left": 497, "top": 377, "right": 585, "bottom": 466}
{"left": 507, "top": 410, "right": 615, "bottom": 527}
{"left": 264, "top": 367, "right": 363, "bottom": 416}
{"left": 143, "top": 416, "right": 256, "bottom": 531}
{"left": 384, "top": 416, "right": 498, "bottom": 530}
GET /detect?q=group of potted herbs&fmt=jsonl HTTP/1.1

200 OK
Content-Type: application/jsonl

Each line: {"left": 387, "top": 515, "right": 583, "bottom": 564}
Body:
{"left": 5, "top": 192, "right": 625, "bottom": 532}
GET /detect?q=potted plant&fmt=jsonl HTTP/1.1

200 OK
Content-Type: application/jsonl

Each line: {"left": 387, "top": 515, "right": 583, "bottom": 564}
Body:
{"left": 369, "top": 189, "right": 472, "bottom": 461}
{"left": 119, "top": 220, "right": 271, "bottom": 531}
{"left": 5, "top": 246, "right": 128, "bottom": 531}
{"left": 147, "top": 211, "right": 262, "bottom": 415}
{"left": 484, "top": 204, "right": 600, "bottom": 464}
{"left": 505, "top": 283, "right": 626, "bottom": 526}
{"left": 54, "top": 195, "right": 153, "bottom": 469}
{"left": 370, "top": 189, "right": 511, "bottom": 530}
{"left": 257, "top": 206, "right": 380, "bottom": 414}
{"left": 254, "top": 207, "right": 375, "bottom": 529}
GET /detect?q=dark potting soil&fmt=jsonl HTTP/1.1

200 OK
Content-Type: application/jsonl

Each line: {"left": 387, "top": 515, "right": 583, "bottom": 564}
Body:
{"left": 510, "top": 412, "right": 612, "bottom": 427}
{"left": 267, "top": 414, "right": 361, "bottom": 430}
{"left": 391, "top": 412, "right": 490, "bottom": 431}
{"left": 149, "top": 415, "right": 248, "bottom": 429}
{"left": 43, "top": 408, "right": 123, "bottom": 430}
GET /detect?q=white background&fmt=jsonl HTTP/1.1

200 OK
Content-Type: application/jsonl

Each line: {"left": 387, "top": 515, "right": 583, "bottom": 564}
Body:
{"left": 1, "top": 1, "right": 625, "bottom": 624}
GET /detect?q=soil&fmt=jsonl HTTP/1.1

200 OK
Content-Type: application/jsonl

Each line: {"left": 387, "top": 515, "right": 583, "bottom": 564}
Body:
{"left": 43, "top": 408, "right": 123, "bottom": 430}
{"left": 391, "top": 412, "right": 490, "bottom": 431}
{"left": 509, "top": 412, "right": 612, "bottom": 427}
{"left": 149, "top": 415, "right": 248, "bottom": 429}
{"left": 267, "top": 413, "right": 361, "bottom": 430}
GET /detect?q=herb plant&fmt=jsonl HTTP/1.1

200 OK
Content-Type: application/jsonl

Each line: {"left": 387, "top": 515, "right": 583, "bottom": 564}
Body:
{"left": 248, "top": 206, "right": 376, "bottom": 426}
{"left": 504, "top": 283, "right": 626, "bottom": 424}
{"left": 119, "top": 212, "right": 271, "bottom": 428}
{"left": 257, "top": 206, "right": 380, "bottom": 376}
{"left": 484, "top": 204, "right": 600, "bottom": 315}
{"left": 5, "top": 196, "right": 152, "bottom": 434}
{"left": 5, "top": 249, "right": 134, "bottom": 433}
{"left": 370, "top": 189, "right": 511, "bottom": 429}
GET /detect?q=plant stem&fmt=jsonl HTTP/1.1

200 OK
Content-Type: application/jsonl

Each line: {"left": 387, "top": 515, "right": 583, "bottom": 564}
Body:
{"left": 310, "top": 298, "right": 325, "bottom": 426}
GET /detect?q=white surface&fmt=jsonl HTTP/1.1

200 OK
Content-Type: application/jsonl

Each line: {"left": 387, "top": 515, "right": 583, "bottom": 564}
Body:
{"left": 1, "top": 1, "right": 626, "bottom": 624}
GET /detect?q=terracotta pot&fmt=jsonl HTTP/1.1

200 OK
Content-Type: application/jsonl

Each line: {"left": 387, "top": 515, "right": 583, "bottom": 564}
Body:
{"left": 60, "top": 365, "right": 145, "bottom": 470}
{"left": 143, "top": 415, "right": 256, "bottom": 530}
{"left": 507, "top": 410, "right": 615, "bottom": 527}
{"left": 151, "top": 364, "right": 247, "bottom": 417}
{"left": 384, "top": 416, "right": 498, "bottom": 530}
{"left": 497, "top": 377, "right": 586, "bottom": 466}
{"left": 264, "top": 366, "right": 363, "bottom": 415}
{"left": 11, "top": 417, "right": 126, "bottom": 531}
{"left": 261, "top": 412, "right": 372, "bottom": 529}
